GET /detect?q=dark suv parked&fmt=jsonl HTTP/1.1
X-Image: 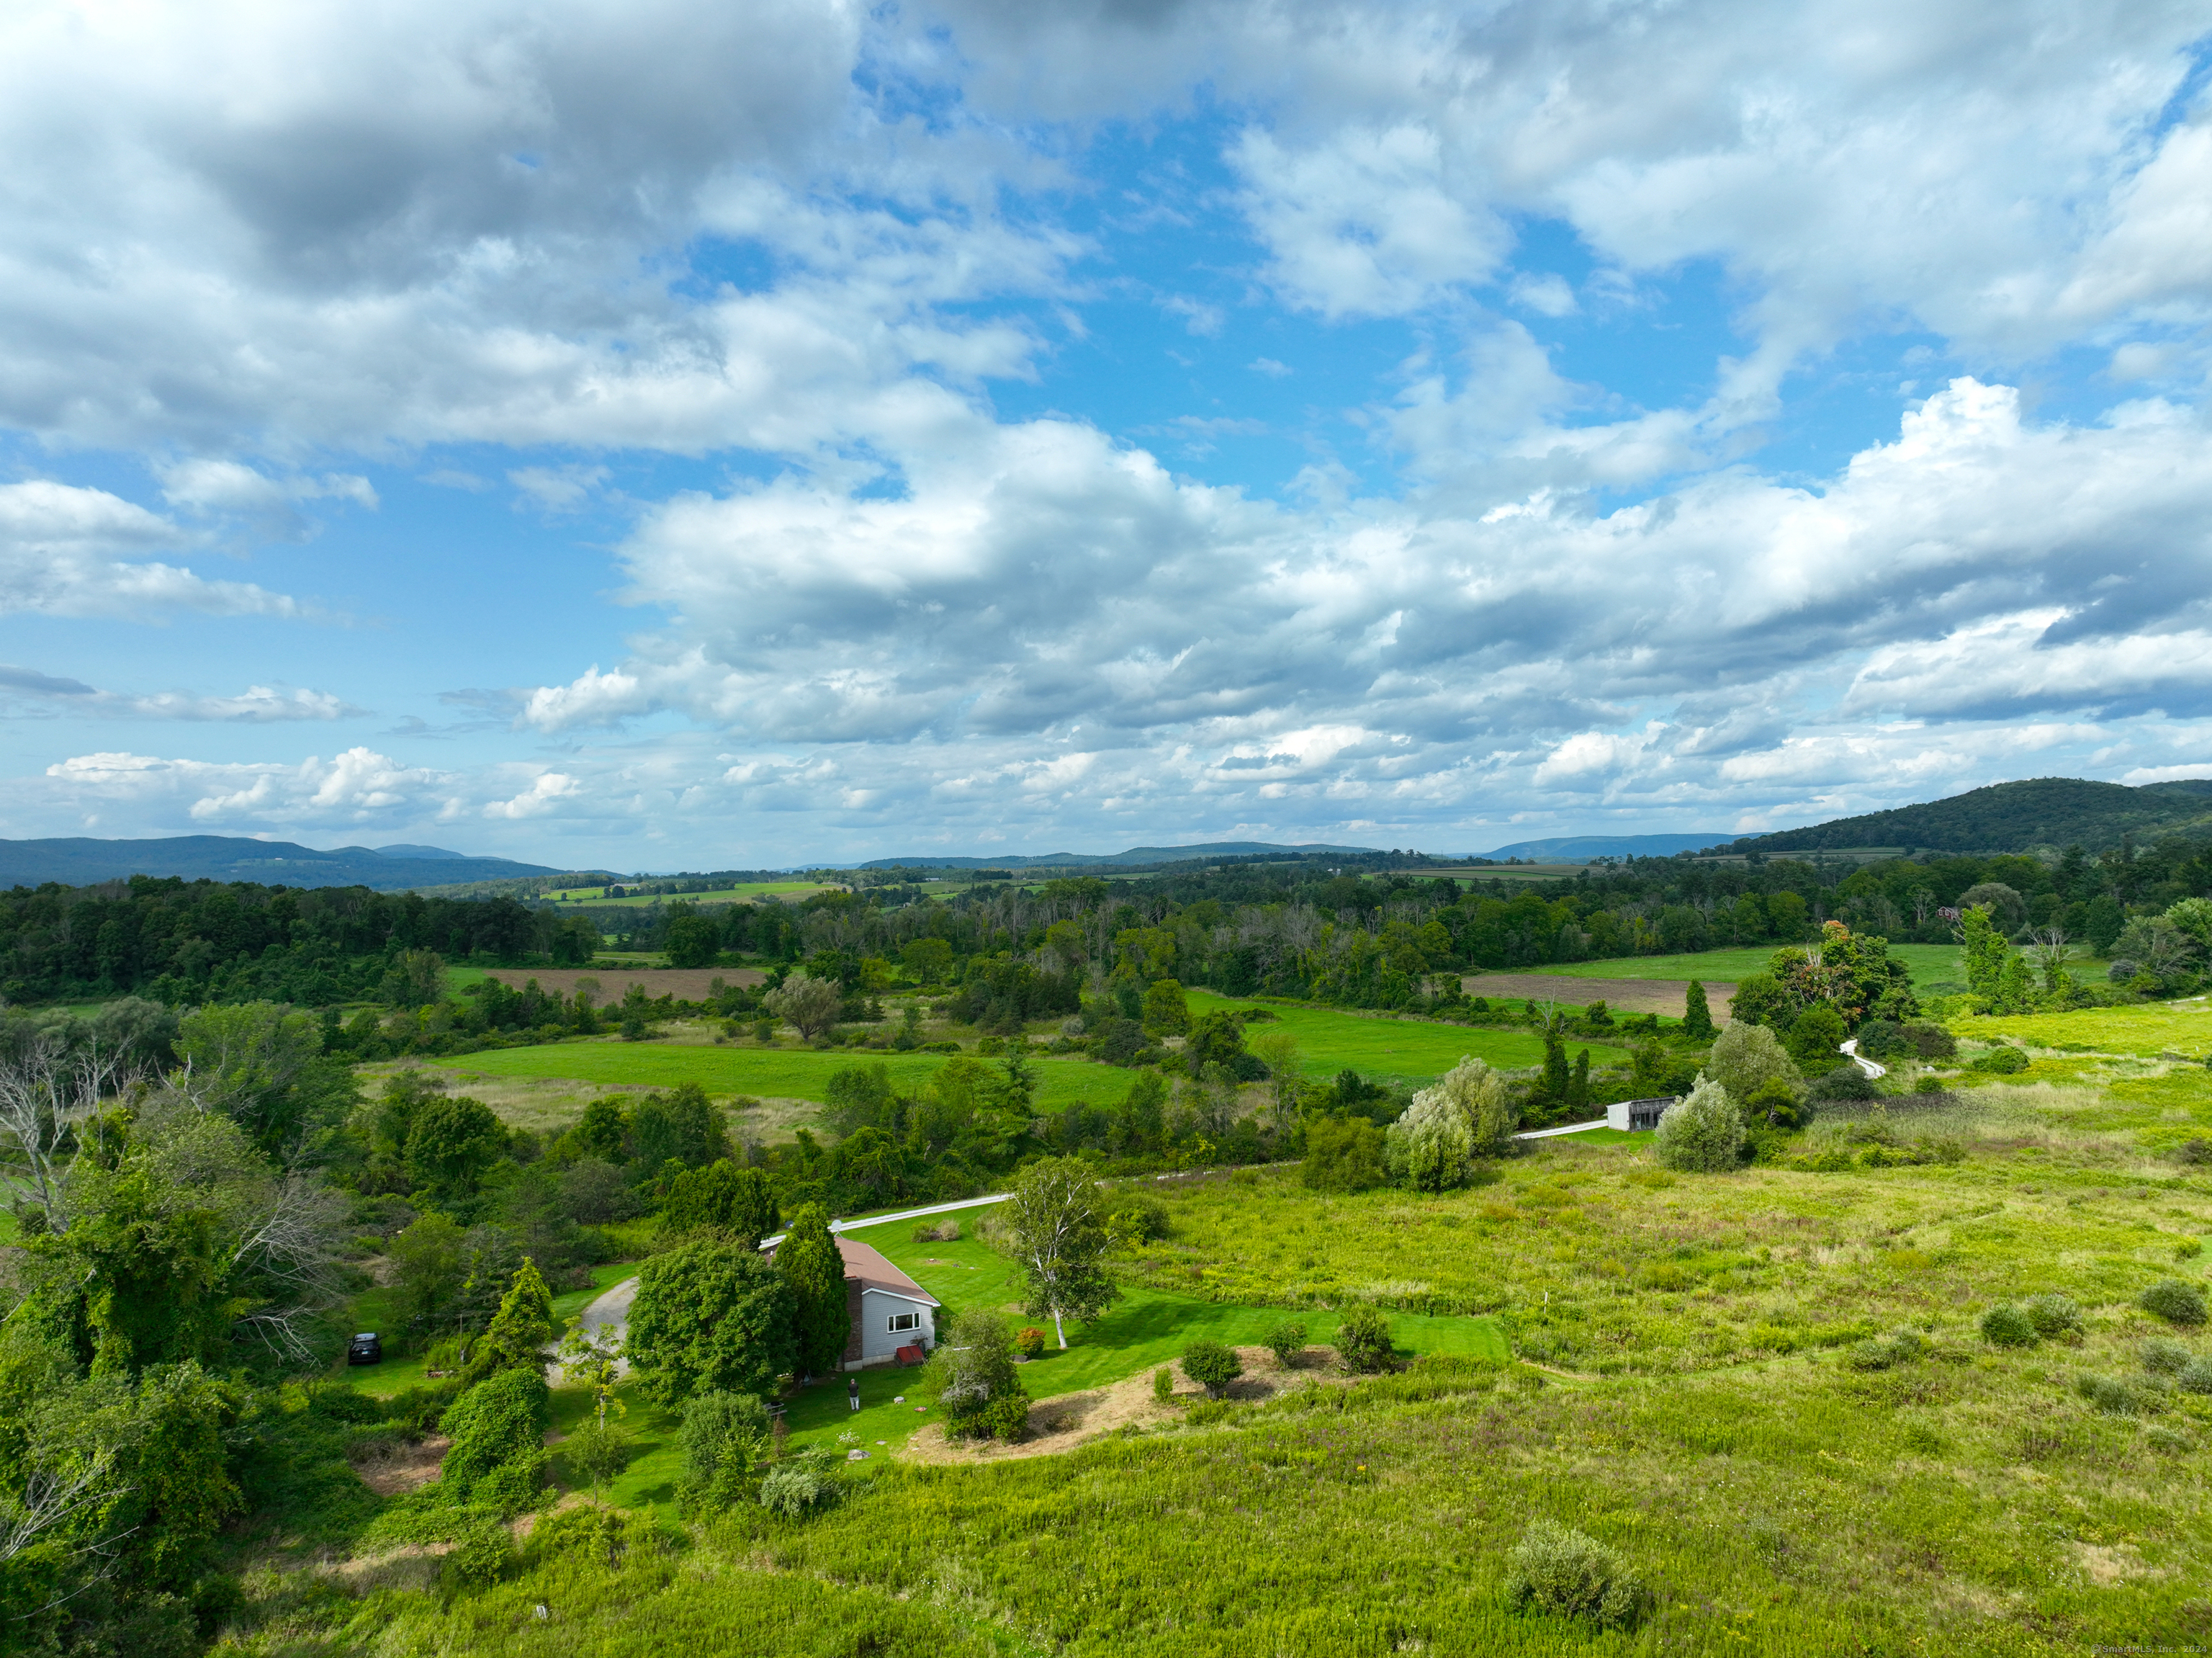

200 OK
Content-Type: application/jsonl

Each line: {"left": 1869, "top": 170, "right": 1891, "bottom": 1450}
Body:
{"left": 346, "top": 1332, "right": 382, "bottom": 1366}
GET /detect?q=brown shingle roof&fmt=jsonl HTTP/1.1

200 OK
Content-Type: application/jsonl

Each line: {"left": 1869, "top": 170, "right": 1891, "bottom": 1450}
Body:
{"left": 835, "top": 1237, "right": 939, "bottom": 1305}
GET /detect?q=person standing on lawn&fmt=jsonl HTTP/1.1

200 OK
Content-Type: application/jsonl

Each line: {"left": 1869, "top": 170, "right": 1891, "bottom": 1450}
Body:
{"left": 848, "top": 1376, "right": 860, "bottom": 1412}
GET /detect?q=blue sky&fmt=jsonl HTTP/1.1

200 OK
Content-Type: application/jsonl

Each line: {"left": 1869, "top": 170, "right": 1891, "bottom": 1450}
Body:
{"left": 3, "top": 0, "right": 2211, "bottom": 870}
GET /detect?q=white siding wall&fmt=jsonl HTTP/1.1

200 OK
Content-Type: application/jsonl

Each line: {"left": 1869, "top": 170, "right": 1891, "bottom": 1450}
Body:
{"left": 854, "top": 1289, "right": 936, "bottom": 1366}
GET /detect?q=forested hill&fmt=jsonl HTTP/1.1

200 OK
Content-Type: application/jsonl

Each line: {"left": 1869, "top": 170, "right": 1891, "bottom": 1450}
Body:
{"left": 0, "top": 834, "right": 562, "bottom": 891}
{"left": 1712, "top": 778, "right": 2212, "bottom": 856}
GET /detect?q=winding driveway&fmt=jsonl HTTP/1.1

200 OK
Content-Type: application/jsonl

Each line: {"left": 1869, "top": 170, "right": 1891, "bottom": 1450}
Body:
{"left": 1840, "top": 1038, "right": 1887, "bottom": 1080}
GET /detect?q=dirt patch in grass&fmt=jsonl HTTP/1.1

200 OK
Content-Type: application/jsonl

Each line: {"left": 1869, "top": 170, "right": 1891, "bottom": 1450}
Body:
{"left": 1463, "top": 972, "right": 1737, "bottom": 1020}
{"left": 482, "top": 967, "right": 766, "bottom": 1000}
{"left": 351, "top": 1435, "right": 448, "bottom": 1498}
{"left": 358, "top": 1063, "right": 640, "bottom": 1134}
{"left": 899, "top": 1348, "right": 1341, "bottom": 1466}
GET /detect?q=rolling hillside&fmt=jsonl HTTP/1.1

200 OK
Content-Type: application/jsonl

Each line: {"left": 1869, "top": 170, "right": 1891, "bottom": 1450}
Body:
{"left": 1709, "top": 776, "right": 2212, "bottom": 856}
{"left": 0, "top": 835, "right": 562, "bottom": 891}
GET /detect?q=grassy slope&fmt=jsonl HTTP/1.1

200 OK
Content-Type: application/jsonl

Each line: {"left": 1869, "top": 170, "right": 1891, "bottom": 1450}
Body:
{"left": 1961, "top": 996, "right": 2212, "bottom": 1061}
{"left": 1186, "top": 990, "right": 1629, "bottom": 1080}
{"left": 283, "top": 1100, "right": 2212, "bottom": 1658}
{"left": 1525, "top": 941, "right": 1966, "bottom": 989}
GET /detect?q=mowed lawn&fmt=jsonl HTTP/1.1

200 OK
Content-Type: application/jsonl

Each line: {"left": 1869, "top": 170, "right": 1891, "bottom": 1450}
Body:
{"left": 1525, "top": 941, "right": 1966, "bottom": 990}
{"left": 689, "top": 1218, "right": 1506, "bottom": 1475}
{"left": 1187, "top": 989, "right": 1628, "bottom": 1080}
{"left": 445, "top": 1040, "right": 1130, "bottom": 1109}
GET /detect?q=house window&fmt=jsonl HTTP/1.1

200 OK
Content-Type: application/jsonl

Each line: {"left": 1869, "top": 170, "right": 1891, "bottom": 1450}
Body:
{"left": 887, "top": 1312, "right": 920, "bottom": 1334}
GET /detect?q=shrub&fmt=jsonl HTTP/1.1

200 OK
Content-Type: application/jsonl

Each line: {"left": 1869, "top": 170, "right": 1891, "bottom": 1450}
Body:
{"left": 534, "top": 1502, "right": 655, "bottom": 1568}
{"left": 440, "top": 1368, "right": 552, "bottom": 1502}
{"left": 1912, "top": 1075, "right": 1946, "bottom": 1095}
{"left": 1853, "top": 1018, "right": 1904, "bottom": 1059}
{"left": 442, "top": 1518, "right": 514, "bottom": 1590}
{"left": 680, "top": 1389, "right": 772, "bottom": 1501}
{"left": 2023, "top": 1294, "right": 2083, "bottom": 1337}
{"left": 2178, "top": 1357, "right": 2212, "bottom": 1394}
{"left": 1181, "top": 1339, "right": 1244, "bottom": 1398}
{"left": 1969, "top": 1044, "right": 2030, "bottom": 1075}
{"left": 474, "top": 1451, "right": 552, "bottom": 1518}
{"left": 1502, "top": 1519, "right": 1645, "bottom": 1628}
{"left": 2141, "top": 1338, "right": 2191, "bottom": 1376}
{"left": 930, "top": 1309, "right": 1025, "bottom": 1437}
{"left": 911, "top": 1217, "right": 961, "bottom": 1243}
{"left": 564, "top": 1417, "right": 634, "bottom": 1489}
{"left": 1980, "top": 1305, "right": 2038, "bottom": 1348}
{"left": 1653, "top": 1077, "right": 1743, "bottom": 1173}
{"left": 1265, "top": 1320, "right": 1309, "bottom": 1367}
{"left": 759, "top": 1452, "right": 838, "bottom": 1519}
{"left": 1842, "top": 1329, "right": 1924, "bottom": 1371}
{"left": 1152, "top": 1366, "right": 1174, "bottom": 1404}
{"left": 1336, "top": 1307, "right": 1395, "bottom": 1374}
{"left": 2074, "top": 1374, "right": 2142, "bottom": 1415}
{"left": 1806, "top": 1066, "right": 1877, "bottom": 1103}
{"left": 2177, "top": 1139, "right": 2212, "bottom": 1166}
{"left": 1904, "top": 1022, "right": 1957, "bottom": 1060}
{"left": 1102, "top": 1197, "right": 1170, "bottom": 1247}
{"left": 1302, "top": 1116, "right": 1386, "bottom": 1193}
{"left": 1014, "top": 1326, "right": 1047, "bottom": 1360}
{"left": 980, "top": 1393, "right": 1030, "bottom": 1442}
{"left": 2140, "top": 1280, "right": 2208, "bottom": 1325}
{"left": 2179, "top": 1238, "right": 2206, "bottom": 1260}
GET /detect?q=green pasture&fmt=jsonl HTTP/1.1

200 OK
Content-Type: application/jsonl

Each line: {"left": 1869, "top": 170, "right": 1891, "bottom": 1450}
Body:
{"left": 442, "top": 1041, "right": 1129, "bottom": 1111}
{"left": 1115, "top": 1126, "right": 2209, "bottom": 1375}
{"left": 1526, "top": 941, "right": 1966, "bottom": 990}
{"left": 1955, "top": 996, "right": 2212, "bottom": 1062}
{"left": 1186, "top": 989, "right": 1629, "bottom": 1080}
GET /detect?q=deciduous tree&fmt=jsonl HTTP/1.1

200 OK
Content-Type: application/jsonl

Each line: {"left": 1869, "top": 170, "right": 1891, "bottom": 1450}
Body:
{"left": 1002, "top": 1157, "right": 1118, "bottom": 1349}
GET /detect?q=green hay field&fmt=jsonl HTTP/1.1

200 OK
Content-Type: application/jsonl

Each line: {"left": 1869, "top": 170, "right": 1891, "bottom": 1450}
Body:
{"left": 1528, "top": 941, "right": 1967, "bottom": 990}
{"left": 1186, "top": 990, "right": 1630, "bottom": 1082}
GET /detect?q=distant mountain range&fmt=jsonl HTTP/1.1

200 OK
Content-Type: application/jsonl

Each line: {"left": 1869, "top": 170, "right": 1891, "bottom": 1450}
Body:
{"left": 1711, "top": 776, "right": 2212, "bottom": 856}
{"left": 1474, "top": 832, "right": 1732, "bottom": 861}
{"left": 0, "top": 835, "right": 561, "bottom": 892}
{"left": 859, "top": 841, "right": 1382, "bottom": 870}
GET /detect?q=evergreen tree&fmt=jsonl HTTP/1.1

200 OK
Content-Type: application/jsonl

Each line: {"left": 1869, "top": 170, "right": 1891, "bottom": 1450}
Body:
{"left": 1681, "top": 980, "right": 1714, "bottom": 1041}
{"left": 1568, "top": 1049, "right": 1591, "bottom": 1111}
{"left": 775, "top": 1204, "right": 849, "bottom": 1379}
{"left": 1539, "top": 1027, "right": 1570, "bottom": 1103}
{"left": 461, "top": 1258, "right": 554, "bottom": 1386}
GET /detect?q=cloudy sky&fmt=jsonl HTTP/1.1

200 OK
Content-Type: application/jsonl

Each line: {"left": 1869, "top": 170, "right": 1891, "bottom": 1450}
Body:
{"left": 4, "top": 1, "right": 2211, "bottom": 869}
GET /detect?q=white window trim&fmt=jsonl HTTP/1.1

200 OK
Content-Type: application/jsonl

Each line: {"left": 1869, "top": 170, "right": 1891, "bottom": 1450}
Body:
{"left": 886, "top": 1312, "right": 921, "bottom": 1334}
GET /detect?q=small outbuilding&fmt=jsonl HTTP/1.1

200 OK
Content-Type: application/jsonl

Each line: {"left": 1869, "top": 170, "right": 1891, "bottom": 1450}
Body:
{"left": 1606, "top": 1096, "right": 1677, "bottom": 1132}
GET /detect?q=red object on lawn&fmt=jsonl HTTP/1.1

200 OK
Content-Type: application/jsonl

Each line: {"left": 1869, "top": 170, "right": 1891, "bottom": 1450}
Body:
{"left": 895, "top": 1344, "right": 925, "bottom": 1367}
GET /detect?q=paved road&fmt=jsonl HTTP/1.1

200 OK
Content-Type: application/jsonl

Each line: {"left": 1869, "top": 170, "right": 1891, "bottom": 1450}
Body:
{"left": 1840, "top": 1038, "right": 1887, "bottom": 1080}
{"left": 760, "top": 1191, "right": 1012, "bottom": 1250}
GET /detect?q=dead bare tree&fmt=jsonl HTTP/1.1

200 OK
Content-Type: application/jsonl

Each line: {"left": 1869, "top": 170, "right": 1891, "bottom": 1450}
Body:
{"left": 0, "top": 1039, "right": 130, "bottom": 1231}
{"left": 0, "top": 1449, "right": 117, "bottom": 1568}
